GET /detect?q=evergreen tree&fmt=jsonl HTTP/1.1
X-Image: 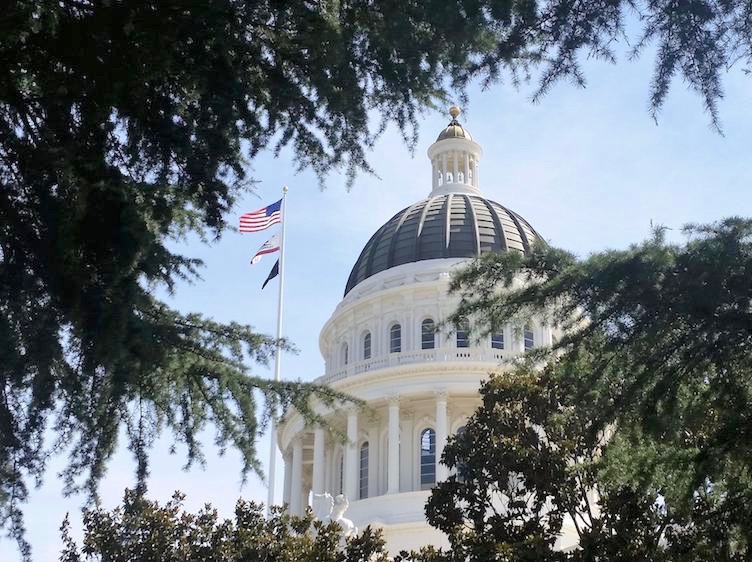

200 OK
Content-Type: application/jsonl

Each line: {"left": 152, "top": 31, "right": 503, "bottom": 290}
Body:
{"left": 423, "top": 218, "right": 752, "bottom": 560}
{"left": 3, "top": 0, "right": 752, "bottom": 557}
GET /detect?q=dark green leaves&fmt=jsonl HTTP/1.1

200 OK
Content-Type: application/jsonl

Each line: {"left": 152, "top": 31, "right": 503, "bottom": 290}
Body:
{"left": 58, "top": 489, "right": 391, "bottom": 562}
{"left": 3, "top": 1, "right": 752, "bottom": 558}
{"left": 451, "top": 218, "right": 752, "bottom": 486}
{"left": 431, "top": 218, "right": 752, "bottom": 560}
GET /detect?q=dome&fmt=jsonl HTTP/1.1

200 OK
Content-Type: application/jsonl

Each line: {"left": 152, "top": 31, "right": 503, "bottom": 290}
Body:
{"left": 436, "top": 122, "right": 472, "bottom": 141}
{"left": 436, "top": 105, "right": 472, "bottom": 141}
{"left": 344, "top": 194, "right": 542, "bottom": 295}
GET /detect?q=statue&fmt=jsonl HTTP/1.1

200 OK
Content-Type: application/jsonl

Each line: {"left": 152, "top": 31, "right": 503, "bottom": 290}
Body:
{"left": 312, "top": 493, "right": 358, "bottom": 539}
{"left": 311, "top": 492, "right": 334, "bottom": 521}
{"left": 312, "top": 493, "right": 391, "bottom": 561}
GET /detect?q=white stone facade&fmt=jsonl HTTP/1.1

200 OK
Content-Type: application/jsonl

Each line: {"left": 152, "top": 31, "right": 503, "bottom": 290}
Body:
{"left": 278, "top": 259, "right": 556, "bottom": 552}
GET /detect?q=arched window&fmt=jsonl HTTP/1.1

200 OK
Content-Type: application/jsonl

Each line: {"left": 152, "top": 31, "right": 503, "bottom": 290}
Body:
{"left": 456, "top": 426, "right": 468, "bottom": 482}
{"left": 524, "top": 326, "right": 534, "bottom": 350}
{"left": 456, "top": 320, "right": 470, "bottom": 348}
{"left": 457, "top": 171, "right": 464, "bottom": 183}
{"left": 421, "top": 318, "right": 435, "bottom": 350}
{"left": 363, "top": 332, "right": 371, "bottom": 360}
{"left": 342, "top": 342, "right": 349, "bottom": 365}
{"left": 446, "top": 172, "right": 453, "bottom": 184}
{"left": 420, "top": 428, "right": 436, "bottom": 490}
{"left": 491, "top": 332, "right": 504, "bottom": 350}
{"left": 437, "top": 170, "right": 443, "bottom": 186}
{"left": 359, "top": 442, "right": 369, "bottom": 499}
{"left": 389, "top": 323, "right": 401, "bottom": 353}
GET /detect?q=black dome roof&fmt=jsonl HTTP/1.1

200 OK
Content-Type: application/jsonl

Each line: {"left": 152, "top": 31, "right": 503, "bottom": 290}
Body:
{"left": 344, "top": 194, "right": 542, "bottom": 295}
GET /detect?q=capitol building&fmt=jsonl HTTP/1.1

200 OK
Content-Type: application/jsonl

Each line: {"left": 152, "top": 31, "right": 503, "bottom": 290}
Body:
{"left": 278, "top": 108, "right": 570, "bottom": 553}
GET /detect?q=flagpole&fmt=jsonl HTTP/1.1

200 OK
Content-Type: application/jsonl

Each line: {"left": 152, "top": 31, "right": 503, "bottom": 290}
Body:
{"left": 267, "top": 185, "right": 288, "bottom": 517}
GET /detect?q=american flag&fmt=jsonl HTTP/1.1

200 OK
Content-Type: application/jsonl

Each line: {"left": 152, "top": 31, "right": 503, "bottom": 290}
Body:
{"left": 239, "top": 199, "right": 282, "bottom": 233}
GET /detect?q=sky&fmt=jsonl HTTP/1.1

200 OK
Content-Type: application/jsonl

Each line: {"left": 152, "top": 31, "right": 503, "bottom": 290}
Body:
{"left": 4, "top": 49, "right": 752, "bottom": 561}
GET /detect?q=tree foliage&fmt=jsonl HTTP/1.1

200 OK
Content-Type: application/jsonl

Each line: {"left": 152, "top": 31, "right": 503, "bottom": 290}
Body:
{"left": 3, "top": 0, "right": 752, "bottom": 557}
{"left": 424, "top": 218, "right": 752, "bottom": 560}
{"left": 58, "top": 489, "right": 390, "bottom": 562}
{"left": 426, "top": 367, "right": 751, "bottom": 561}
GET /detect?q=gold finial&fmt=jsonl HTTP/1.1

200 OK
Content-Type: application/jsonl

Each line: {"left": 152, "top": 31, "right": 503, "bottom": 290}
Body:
{"left": 449, "top": 106, "right": 461, "bottom": 119}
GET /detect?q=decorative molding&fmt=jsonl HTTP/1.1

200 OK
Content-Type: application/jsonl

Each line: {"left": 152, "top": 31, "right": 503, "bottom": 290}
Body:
{"left": 415, "top": 415, "right": 432, "bottom": 428}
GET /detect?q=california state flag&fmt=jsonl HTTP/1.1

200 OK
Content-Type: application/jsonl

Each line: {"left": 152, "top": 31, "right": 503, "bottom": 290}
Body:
{"left": 250, "top": 234, "right": 280, "bottom": 265}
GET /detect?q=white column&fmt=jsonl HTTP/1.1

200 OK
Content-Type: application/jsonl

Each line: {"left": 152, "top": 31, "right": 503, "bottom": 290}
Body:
{"left": 387, "top": 396, "right": 400, "bottom": 494}
{"left": 400, "top": 412, "right": 414, "bottom": 492}
{"left": 464, "top": 153, "right": 470, "bottom": 186}
{"left": 312, "top": 427, "right": 326, "bottom": 494}
{"left": 375, "top": 316, "right": 383, "bottom": 356}
{"left": 435, "top": 391, "right": 449, "bottom": 482}
{"left": 367, "top": 424, "right": 379, "bottom": 498}
{"left": 406, "top": 308, "right": 413, "bottom": 350}
{"left": 344, "top": 408, "right": 359, "bottom": 500}
{"left": 282, "top": 451, "right": 293, "bottom": 506}
{"left": 325, "top": 447, "right": 334, "bottom": 494}
{"left": 290, "top": 438, "right": 303, "bottom": 516}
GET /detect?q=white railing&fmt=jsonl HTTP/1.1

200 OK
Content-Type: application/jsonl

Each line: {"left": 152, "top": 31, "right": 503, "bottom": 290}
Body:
{"left": 317, "top": 347, "right": 512, "bottom": 385}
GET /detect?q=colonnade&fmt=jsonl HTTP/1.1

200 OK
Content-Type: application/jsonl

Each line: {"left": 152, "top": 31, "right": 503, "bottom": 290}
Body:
{"left": 282, "top": 391, "right": 454, "bottom": 515}
{"left": 431, "top": 150, "right": 479, "bottom": 190}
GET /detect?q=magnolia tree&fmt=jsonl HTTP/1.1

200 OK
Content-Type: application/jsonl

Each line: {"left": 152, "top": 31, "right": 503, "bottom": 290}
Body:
{"left": 59, "top": 490, "right": 391, "bottom": 562}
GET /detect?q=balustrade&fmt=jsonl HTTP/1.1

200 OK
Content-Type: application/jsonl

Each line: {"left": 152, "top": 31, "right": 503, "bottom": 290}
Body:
{"left": 318, "top": 347, "right": 515, "bottom": 384}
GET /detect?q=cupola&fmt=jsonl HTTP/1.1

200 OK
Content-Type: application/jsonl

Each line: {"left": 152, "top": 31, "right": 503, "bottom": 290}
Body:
{"left": 427, "top": 106, "right": 483, "bottom": 197}
{"left": 343, "top": 106, "right": 543, "bottom": 296}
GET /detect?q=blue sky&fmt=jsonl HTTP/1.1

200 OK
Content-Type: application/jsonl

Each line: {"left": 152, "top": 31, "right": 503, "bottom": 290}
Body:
{"left": 4, "top": 52, "right": 752, "bottom": 560}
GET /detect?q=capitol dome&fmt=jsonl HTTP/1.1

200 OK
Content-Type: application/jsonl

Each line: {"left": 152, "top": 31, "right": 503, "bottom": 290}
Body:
{"left": 345, "top": 194, "right": 542, "bottom": 295}
{"left": 277, "top": 108, "right": 574, "bottom": 556}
